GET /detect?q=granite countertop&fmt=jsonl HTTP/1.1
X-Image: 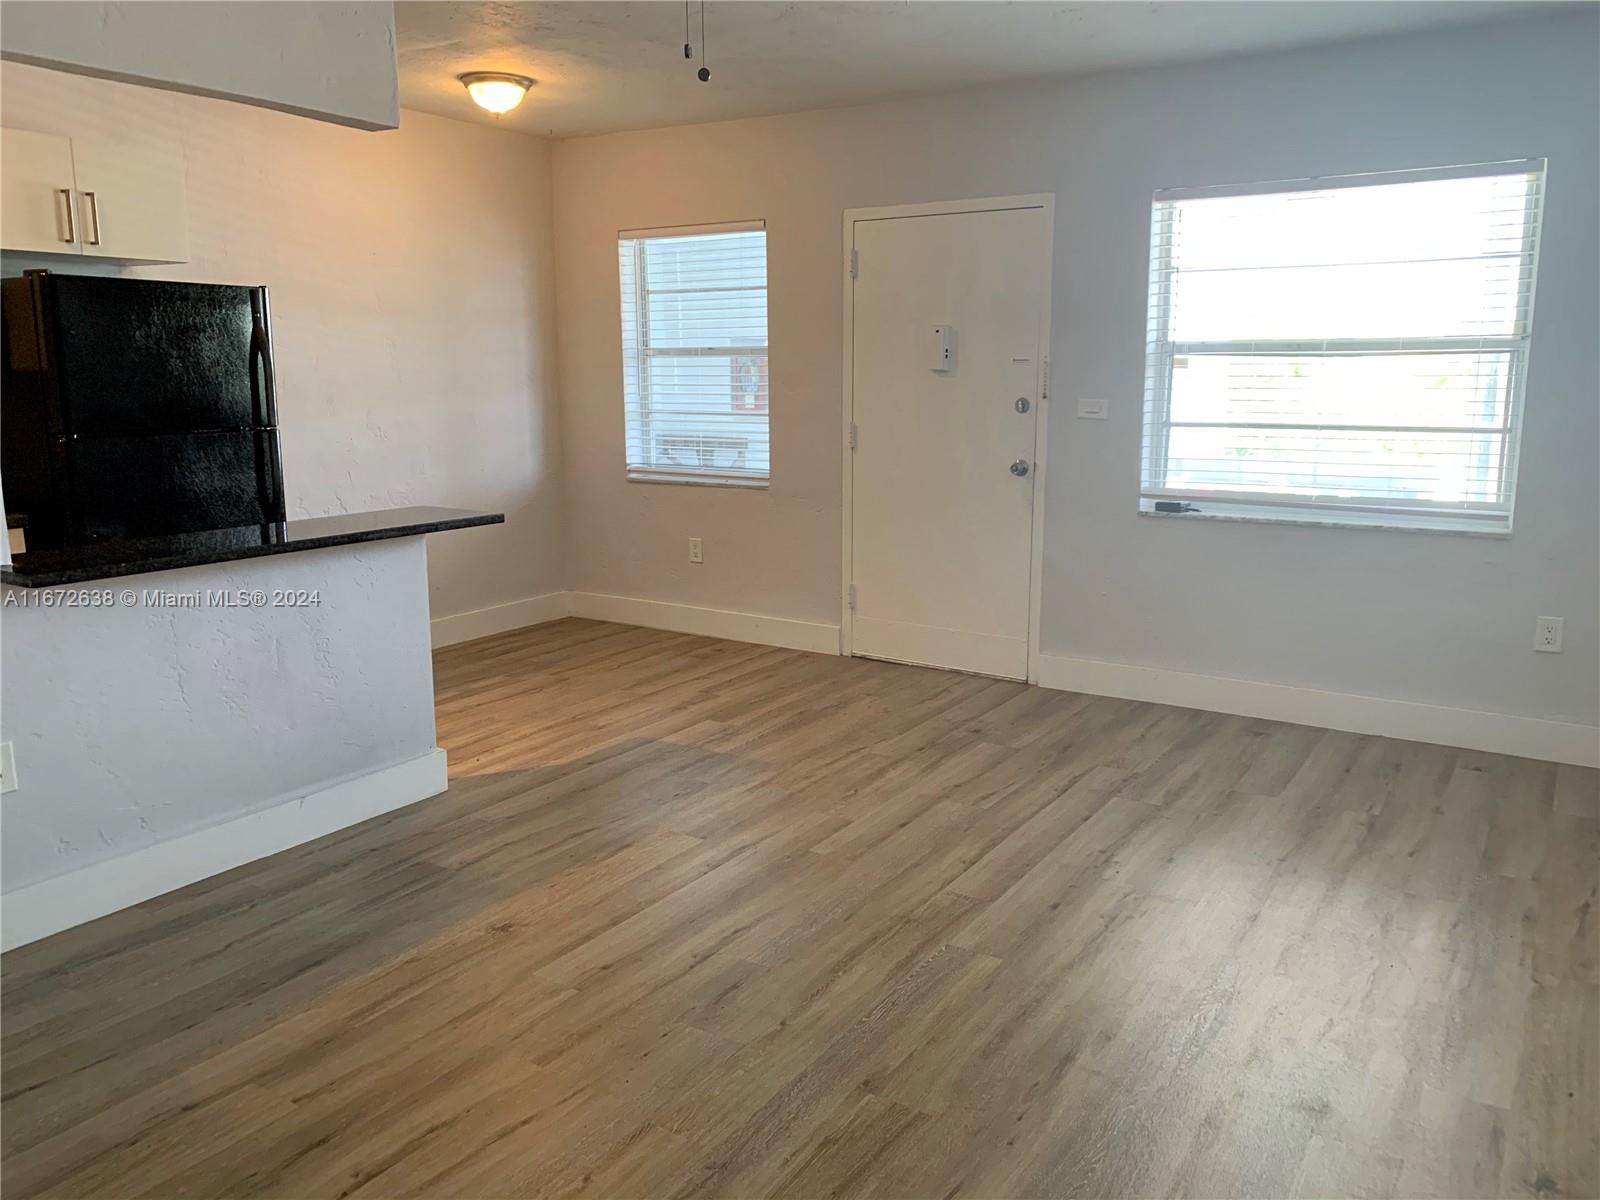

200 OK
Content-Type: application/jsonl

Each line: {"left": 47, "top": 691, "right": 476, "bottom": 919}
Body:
{"left": 1, "top": 507, "right": 504, "bottom": 588}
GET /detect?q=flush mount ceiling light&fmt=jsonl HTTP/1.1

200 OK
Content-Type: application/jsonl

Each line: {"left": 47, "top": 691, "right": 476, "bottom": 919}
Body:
{"left": 459, "top": 72, "right": 535, "bottom": 115}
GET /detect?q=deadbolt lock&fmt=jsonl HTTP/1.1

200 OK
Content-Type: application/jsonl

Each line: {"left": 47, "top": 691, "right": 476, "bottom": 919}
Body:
{"left": 1015, "top": 397, "right": 1031, "bottom": 413}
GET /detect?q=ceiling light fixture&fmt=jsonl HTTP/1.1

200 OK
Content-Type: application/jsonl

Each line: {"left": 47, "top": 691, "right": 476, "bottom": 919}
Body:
{"left": 459, "top": 72, "right": 535, "bottom": 115}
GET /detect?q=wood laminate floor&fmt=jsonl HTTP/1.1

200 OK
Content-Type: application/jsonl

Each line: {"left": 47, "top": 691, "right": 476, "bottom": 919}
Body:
{"left": 3, "top": 619, "right": 1596, "bottom": 1199}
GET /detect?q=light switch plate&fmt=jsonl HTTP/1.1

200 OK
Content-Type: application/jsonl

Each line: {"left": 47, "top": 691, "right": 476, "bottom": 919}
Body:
{"left": 1077, "top": 398, "right": 1107, "bottom": 419}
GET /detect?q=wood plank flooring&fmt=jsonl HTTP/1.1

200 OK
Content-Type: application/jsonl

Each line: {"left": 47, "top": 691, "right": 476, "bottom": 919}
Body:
{"left": 3, "top": 618, "right": 1596, "bottom": 1199}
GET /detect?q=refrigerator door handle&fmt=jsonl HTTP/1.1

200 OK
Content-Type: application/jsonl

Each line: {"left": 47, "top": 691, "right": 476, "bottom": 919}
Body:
{"left": 256, "top": 429, "right": 287, "bottom": 525}
{"left": 248, "top": 289, "right": 285, "bottom": 523}
{"left": 248, "top": 290, "right": 278, "bottom": 428}
{"left": 249, "top": 324, "right": 277, "bottom": 426}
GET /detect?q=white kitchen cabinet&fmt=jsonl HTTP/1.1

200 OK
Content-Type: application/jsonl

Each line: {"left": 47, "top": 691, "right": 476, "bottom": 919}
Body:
{"left": 1, "top": 129, "right": 79, "bottom": 253}
{"left": 71, "top": 139, "right": 189, "bottom": 263}
{"left": 0, "top": 128, "right": 189, "bottom": 263}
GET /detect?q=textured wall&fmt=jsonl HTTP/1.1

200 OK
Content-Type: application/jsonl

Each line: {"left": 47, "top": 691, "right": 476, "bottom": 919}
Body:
{"left": 0, "top": 539, "right": 437, "bottom": 891}
{"left": 551, "top": 12, "right": 1599, "bottom": 727}
{"left": 0, "top": 60, "right": 566, "bottom": 625}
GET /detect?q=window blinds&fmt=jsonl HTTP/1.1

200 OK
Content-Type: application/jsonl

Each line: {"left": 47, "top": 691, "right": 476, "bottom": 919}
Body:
{"left": 619, "top": 221, "right": 769, "bottom": 485}
{"left": 1141, "top": 161, "right": 1544, "bottom": 532}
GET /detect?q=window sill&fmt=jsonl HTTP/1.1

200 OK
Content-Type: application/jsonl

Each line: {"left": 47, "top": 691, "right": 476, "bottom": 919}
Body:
{"left": 1136, "top": 505, "right": 1511, "bottom": 538}
{"left": 626, "top": 470, "right": 769, "bottom": 490}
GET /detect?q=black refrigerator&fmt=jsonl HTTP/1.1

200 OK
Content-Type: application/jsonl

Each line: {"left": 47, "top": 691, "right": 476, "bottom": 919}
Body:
{"left": 2, "top": 271, "right": 286, "bottom": 549}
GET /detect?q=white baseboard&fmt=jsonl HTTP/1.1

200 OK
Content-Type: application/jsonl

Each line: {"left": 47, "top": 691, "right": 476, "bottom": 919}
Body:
{"left": 428, "top": 588, "right": 839, "bottom": 655}
{"left": 1036, "top": 653, "right": 1599, "bottom": 768}
{"left": 431, "top": 591, "right": 572, "bottom": 647}
{"left": 1, "top": 748, "right": 449, "bottom": 952}
{"left": 569, "top": 591, "right": 840, "bottom": 655}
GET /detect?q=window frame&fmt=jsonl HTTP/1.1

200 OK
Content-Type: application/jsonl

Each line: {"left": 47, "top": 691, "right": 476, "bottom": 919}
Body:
{"left": 1139, "top": 159, "right": 1546, "bottom": 535}
{"left": 618, "top": 219, "right": 770, "bottom": 489}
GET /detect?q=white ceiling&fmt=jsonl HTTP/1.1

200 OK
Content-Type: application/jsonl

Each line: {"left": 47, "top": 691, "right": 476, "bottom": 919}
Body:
{"left": 396, "top": 1, "right": 1565, "bottom": 139}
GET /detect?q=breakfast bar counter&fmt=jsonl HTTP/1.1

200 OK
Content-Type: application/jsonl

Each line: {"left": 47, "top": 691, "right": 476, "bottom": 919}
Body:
{"left": 2, "top": 506, "right": 502, "bottom": 588}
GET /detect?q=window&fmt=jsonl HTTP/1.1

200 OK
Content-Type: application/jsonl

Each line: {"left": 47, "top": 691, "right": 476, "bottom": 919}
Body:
{"left": 618, "top": 221, "right": 769, "bottom": 486}
{"left": 1140, "top": 161, "right": 1545, "bottom": 533}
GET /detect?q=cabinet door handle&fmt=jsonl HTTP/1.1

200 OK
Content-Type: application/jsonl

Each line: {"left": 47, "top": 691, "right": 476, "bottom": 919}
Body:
{"left": 82, "top": 190, "right": 102, "bottom": 246}
{"left": 58, "top": 188, "right": 76, "bottom": 243}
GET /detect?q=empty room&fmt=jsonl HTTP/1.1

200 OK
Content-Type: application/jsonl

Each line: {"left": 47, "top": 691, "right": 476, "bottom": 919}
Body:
{"left": 0, "top": 1, "right": 1596, "bottom": 1197}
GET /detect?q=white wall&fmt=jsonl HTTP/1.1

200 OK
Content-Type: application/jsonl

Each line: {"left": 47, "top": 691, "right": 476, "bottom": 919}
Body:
{"left": 551, "top": 12, "right": 1600, "bottom": 734}
{"left": 1, "top": 60, "right": 566, "bottom": 627}
{"left": 0, "top": 1, "right": 399, "bottom": 130}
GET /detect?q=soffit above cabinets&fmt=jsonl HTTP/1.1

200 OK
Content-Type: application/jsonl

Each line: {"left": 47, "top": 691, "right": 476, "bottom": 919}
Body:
{"left": 0, "top": 1, "right": 400, "bottom": 132}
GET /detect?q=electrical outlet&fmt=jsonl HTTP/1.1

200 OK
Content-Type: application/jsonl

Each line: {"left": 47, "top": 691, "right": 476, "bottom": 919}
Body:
{"left": 688, "top": 537, "right": 703, "bottom": 564}
{"left": 0, "top": 741, "right": 16, "bottom": 795}
{"left": 1076, "top": 398, "right": 1108, "bottom": 419}
{"left": 1534, "top": 616, "right": 1564, "bottom": 653}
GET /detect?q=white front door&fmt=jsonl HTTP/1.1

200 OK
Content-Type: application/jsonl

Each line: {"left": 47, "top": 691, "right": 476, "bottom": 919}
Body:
{"left": 848, "top": 200, "right": 1052, "bottom": 680}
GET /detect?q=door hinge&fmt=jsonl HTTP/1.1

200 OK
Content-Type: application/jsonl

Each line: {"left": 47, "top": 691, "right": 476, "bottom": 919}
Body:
{"left": 848, "top": 422, "right": 858, "bottom": 450}
{"left": 1041, "top": 357, "right": 1051, "bottom": 401}
{"left": 849, "top": 248, "right": 859, "bottom": 279}
{"left": 847, "top": 584, "right": 857, "bottom": 611}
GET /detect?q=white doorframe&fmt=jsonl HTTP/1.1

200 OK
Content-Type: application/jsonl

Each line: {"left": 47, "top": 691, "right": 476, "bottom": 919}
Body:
{"left": 840, "top": 194, "right": 1055, "bottom": 682}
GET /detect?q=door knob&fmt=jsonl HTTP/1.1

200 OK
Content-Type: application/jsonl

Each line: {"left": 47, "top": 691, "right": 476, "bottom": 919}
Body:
{"left": 1010, "top": 459, "right": 1031, "bottom": 477}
